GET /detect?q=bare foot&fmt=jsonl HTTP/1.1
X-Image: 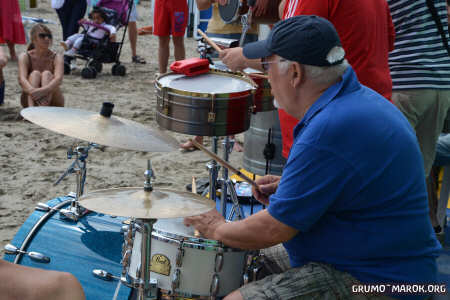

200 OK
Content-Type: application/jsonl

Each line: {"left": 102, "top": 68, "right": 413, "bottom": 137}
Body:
{"left": 180, "top": 136, "right": 203, "bottom": 152}
{"left": 233, "top": 141, "right": 244, "bottom": 152}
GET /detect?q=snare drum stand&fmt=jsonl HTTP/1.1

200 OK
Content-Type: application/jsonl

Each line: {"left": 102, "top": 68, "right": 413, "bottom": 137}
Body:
{"left": 54, "top": 143, "right": 102, "bottom": 221}
{"left": 207, "top": 137, "right": 245, "bottom": 221}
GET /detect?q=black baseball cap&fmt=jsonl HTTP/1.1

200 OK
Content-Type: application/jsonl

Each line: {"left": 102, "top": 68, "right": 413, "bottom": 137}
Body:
{"left": 243, "top": 15, "right": 345, "bottom": 67}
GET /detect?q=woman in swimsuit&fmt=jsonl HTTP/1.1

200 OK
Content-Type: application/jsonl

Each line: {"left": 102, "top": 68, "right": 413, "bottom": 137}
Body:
{"left": 18, "top": 24, "right": 64, "bottom": 108}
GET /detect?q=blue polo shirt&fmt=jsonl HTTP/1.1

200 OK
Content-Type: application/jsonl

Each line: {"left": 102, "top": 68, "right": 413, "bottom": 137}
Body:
{"left": 268, "top": 67, "right": 440, "bottom": 295}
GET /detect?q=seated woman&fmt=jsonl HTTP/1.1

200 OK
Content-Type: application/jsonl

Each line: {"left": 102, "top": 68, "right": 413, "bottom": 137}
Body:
{"left": 18, "top": 24, "right": 64, "bottom": 108}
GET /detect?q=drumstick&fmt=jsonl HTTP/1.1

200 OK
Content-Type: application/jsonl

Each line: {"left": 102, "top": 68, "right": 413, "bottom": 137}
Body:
{"left": 197, "top": 29, "right": 269, "bottom": 80}
{"left": 197, "top": 29, "right": 222, "bottom": 53}
{"left": 191, "top": 177, "right": 202, "bottom": 237}
{"left": 244, "top": 72, "right": 269, "bottom": 80}
{"left": 189, "top": 138, "right": 261, "bottom": 192}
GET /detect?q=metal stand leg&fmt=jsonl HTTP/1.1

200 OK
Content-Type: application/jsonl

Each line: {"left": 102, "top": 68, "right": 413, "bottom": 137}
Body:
{"left": 137, "top": 219, "right": 157, "bottom": 300}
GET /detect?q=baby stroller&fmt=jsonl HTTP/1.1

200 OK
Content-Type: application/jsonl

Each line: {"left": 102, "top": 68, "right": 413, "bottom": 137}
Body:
{"left": 64, "top": 0, "right": 133, "bottom": 79}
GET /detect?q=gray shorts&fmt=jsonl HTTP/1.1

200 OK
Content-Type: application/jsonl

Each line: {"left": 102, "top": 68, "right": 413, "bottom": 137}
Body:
{"left": 392, "top": 89, "right": 450, "bottom": 176}
{"left": 240, "top": 246, "right": 394, "bottom": 300}
{"left": 127, "top": 2, "right": 138, "bottom": 22}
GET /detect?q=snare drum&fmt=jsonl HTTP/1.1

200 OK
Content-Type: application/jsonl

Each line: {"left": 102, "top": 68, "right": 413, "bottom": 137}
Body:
{"left": 218, "top": 0, "right": 281, "bottom": 24}
{"left": 155, "top": 70, "right": 256, "bottom": 136}
{"left": 4, "top": 196, "right": 132, "bottom": 300}
{"left": 126, "top": 218, "right": 247, "bottom": 298}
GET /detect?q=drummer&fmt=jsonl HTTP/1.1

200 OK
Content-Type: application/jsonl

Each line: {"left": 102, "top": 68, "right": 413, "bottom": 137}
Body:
{"left": 185, "top": 16, "right": 440, "bottom": 300}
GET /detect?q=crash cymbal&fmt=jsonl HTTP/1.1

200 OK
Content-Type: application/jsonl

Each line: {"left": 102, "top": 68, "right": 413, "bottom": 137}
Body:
{"left": 79, "top": 187, "right": 215, "bottom": 219}
{"left": 21, "top": 105, "right": 178, "bottom": 152}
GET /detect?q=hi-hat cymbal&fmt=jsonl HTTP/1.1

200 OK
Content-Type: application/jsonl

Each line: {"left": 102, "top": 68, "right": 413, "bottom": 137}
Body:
{"left": 21, "top": 106, "right": 178, "bottom": 152}
{"left": 79, "top": 187, "right": 215, "bottom": 219}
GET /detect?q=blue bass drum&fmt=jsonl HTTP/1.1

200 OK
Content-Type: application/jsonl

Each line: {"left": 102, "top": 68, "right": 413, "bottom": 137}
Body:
{"left": 3, "top": 196, "right": 133, "bottom": 300}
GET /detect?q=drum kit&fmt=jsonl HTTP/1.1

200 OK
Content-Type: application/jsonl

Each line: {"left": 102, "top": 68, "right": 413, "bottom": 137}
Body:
{"left": 4, "top": 3, "right": 284, "bottom": 299}
{"left": 3, "top": 93, "right": 267, "bottom": 299}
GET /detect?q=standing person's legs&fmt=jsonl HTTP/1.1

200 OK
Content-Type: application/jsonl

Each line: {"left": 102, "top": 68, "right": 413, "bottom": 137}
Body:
{"left": 128, "top": 2, "right": 145, "bottom": 63}
{"left": 392, "top": 89, "right": 450, "bottom": 228}
{"left": 6, "top": 42, "right": 17, "bottom": 61}
{"left": 158, "top": 35, "right": 170, "bottom": 73}
{"left": 172, "top": 35, "right": 185, "bottom": 61}
{"left": 68, "top": 0, "right": 87, "bottom": 38}
{"left": 0, "top": 69, "right": 4, "bottom": 105}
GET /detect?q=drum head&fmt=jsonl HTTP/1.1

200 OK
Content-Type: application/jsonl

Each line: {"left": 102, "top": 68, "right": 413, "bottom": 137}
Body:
{"left": 157, "top": 72, "right": 254, "bottom": 94}
{"left": 154, "top": 218, "right": 197, "bottom": 239}
{"left": 218, "top": 0, "right": 241, "bottom": 24}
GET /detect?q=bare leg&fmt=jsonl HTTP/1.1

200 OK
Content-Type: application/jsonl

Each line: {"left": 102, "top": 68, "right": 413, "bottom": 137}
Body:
{"left": 224, "top": 290, "right": 244, "bottom": 300}
{"left": 40, "top": 71, "right": 54, "bottom": 106}
{"left": 26, "top": 70, "right": 42, "bottom": 107}
{"left": 128, "top": 21, "right": 138, "bottom": 57}
{"left": 7, "top": 41, "right": 17, "bottom": 61}
{"left": 158, "top": 35, "right": 170, "bottom": 73}
{"left": 172, "top": 35, "right": 185, "bottom": 61}
{"left": 0, "top": 260, "right": 86, "bottom": 300}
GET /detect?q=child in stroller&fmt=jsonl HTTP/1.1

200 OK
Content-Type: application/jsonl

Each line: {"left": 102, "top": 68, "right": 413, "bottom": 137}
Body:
{"left": 61, "top": 8, "right": 116, "bottom": 57}
{"left": 62, "top": 4, "right": 129, "bottom": 78}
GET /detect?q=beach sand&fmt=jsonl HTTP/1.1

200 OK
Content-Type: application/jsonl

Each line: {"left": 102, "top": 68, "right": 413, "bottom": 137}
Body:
{"left": 0, "top": 0, "right": 244, "bottom": 254}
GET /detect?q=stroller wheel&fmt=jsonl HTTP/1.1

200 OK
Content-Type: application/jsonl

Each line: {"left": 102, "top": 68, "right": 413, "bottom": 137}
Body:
{"left": 89, "top": 60, "right": 102, "bottom": 73}
{"left": 112, "top": 64, "right": 126, "bottom": 76}
{"left": 64, "top": 62, "right": 71, "bottom": 75}
{"left": 81, "top": 67, "right": 97, "bottom": 79}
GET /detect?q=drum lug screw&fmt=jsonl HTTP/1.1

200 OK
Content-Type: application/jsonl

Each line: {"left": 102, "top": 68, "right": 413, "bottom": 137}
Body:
{"left": 4, "top": 244, "right": 50, "bottom": 263}
{"left": 92, "top": 269, "right": 119, "bottom": 281}
{"left": 171, "top": 269, "right": 181, "bottom": 291}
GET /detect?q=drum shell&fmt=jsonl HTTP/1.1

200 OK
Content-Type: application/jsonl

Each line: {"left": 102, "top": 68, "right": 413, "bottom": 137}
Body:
{"left": 155, "top": 72, "right": 254, "bottom": 136}
{"left": 4, "top": 197, "right": 132, "bottom": 300}
{"left": 249, "top": 74, "right": 275, "bottom": 113}
{"left": 244, "top": 110, "right": 286, "bottom": 176}
{"left": 129, "top": 218, "right": 246, "bottom": 297}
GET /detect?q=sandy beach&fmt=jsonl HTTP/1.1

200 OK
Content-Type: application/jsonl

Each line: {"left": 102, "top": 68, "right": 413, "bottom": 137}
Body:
{"left": 0, "top": 0, "right": 244, "bottom": 254}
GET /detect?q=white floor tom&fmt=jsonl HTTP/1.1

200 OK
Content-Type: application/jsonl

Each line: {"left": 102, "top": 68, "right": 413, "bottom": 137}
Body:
{"left": 127, "top": 218, "right": 247, "bottom": 298}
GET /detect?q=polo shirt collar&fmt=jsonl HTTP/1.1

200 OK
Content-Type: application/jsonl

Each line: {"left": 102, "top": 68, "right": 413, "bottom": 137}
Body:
{"left": 293, "top": 66, "right": 360, "bottom": 138}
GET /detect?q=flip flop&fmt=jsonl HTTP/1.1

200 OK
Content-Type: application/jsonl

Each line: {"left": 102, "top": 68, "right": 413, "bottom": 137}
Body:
{"left": 132, "top": 55, "right": 146, "bottom": 64}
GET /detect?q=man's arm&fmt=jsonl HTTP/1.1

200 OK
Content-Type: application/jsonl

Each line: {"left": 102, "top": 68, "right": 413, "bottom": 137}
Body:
{"left": 185, "top": 209, "right": 298, "bottom": 250}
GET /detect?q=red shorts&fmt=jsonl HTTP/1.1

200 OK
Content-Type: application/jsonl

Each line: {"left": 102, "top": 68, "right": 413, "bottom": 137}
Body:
{"left": 153, "top": 0, "right": 188, "bottom": 37}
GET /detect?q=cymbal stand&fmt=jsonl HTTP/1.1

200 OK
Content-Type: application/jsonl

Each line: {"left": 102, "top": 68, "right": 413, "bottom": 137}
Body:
{"left": 54, "top": 142, "right": 103, "bottom": 221}
{"left": 207, "top": 137, "right": 220, "bottom": 204}
{"left": 218, "top": 137, "right": 245, "bottom": 220}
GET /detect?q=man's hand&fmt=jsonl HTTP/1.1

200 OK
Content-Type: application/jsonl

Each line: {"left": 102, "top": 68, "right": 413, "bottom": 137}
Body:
{"left": 252, "top": 0, "right": 269, "bottom": 17}
{"left": 220, "top": 47, "right": 247, "bottom": 72}
{"left": 253, "top": 175, "right": 281, "bottom": 205}
{"left": 184, "top": 209, "right": 226, "bottom": 240}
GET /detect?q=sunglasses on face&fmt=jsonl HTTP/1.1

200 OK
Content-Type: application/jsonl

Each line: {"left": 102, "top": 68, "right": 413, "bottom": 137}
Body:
{"left": 38, "top": 33, "right": 53, "bottom": 39}
{"left": 261, "top": 57, "right": 286, "bottom": 72}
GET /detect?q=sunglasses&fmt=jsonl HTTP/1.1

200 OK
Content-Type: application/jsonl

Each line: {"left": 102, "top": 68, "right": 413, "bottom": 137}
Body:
{"left": 38, "top": 33, "right": 53, "bottom": 39}
{"left": 261, "top": 57, "right": 286, "bottom": 72}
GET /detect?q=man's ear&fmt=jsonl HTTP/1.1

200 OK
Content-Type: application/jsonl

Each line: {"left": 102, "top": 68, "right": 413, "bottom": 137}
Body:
{"left": 290, "top": 62, "right": 303, "bottom": 88}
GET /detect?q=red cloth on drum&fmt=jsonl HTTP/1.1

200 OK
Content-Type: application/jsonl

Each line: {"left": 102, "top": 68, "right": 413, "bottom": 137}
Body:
{"left": 279, "top": 0, "right": 395, "bottom": 158}
{"left": 0, "top": 0, "right": 26, "bottom": 44}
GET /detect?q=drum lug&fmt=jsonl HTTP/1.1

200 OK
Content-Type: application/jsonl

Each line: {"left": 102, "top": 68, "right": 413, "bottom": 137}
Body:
{"left": 214, "top": 249, "right": 224, "bottom": 273}
{"left": 171, "top": 268, "right": 181, "bottom": 291}
{"left": 92, "top": 269, "right": 119, "bottom": 281}
{"left": 175, "top": 241, "right": 185, "bottom": 268}
{"left": 4, "top": 244, "right": 50, "bottom": 263}
{"left": 209, "top": 273, "right": 220, "bottom": 296}
{"left": 162, "top": 87, "right": 169, "bottom": 116}
{"left": 208, "top": 94, "right": 216, "bottom": 123}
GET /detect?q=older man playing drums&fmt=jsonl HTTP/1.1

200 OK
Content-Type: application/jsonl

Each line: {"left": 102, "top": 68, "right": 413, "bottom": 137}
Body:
{"left": 185, "top": 16, "right": 441, "bottom": 300}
